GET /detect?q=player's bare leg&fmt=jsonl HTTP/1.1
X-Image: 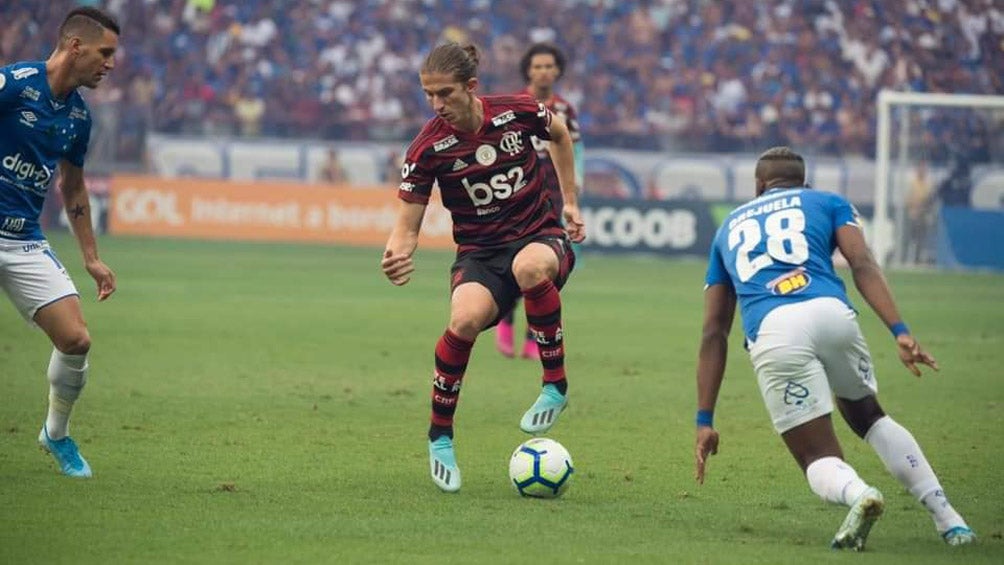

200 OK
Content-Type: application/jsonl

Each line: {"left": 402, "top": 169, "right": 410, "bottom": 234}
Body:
{"left": 512, "top": 242, "right": 567, "bottom": 434}
{"left": 427, "top": 283, "right": 497, "bottom": 493}
{"left": 838, "top": 396, "right": 975, "bottom": 545}
{"left": 782, "top": 414, "right": 884, "bottom": 551}
{"left": 33, "top": 296, "right": 93, "bottom": 477}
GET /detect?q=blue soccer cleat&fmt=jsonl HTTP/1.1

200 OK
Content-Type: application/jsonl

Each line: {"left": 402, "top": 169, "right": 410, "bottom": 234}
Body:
{"left": 38, "top": 426, "right": 92, "bottom": 478}
{"left": 520, "top": 383, "right": 568, "bottom": 434}
{"left": 831, "top": 487, "right": 884, "bottom": 551}
{"left": 428, "top": 436, "right": 461, "bottom": 493}
{"left": 942, "top": 526, "right": 976, "bottom": 546}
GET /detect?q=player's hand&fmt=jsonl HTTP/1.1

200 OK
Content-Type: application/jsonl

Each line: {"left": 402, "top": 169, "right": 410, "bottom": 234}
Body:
{"left": 695, "top": 426, "right": 719, "bottom": 485}
{"left": 896, "top": 334, "right": 938, "bottom": 377}
{"left": 85, "top": 259, "right": 116, "bottom": 301}
{"left": 563, "top": 204, "right": 585, "bottom": 243}
{"left": 381, "top": 249, "right": 414, "bottom": 286}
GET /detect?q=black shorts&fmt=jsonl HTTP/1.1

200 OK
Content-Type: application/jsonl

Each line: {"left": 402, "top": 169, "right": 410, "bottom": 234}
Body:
{"left": 449, "top": 233, "right": 575, "bottom": 329}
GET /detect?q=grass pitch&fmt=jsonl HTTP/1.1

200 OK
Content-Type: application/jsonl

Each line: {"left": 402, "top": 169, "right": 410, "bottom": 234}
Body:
{"left": 1, "top": 233, "right": 1002, "bottom": 564}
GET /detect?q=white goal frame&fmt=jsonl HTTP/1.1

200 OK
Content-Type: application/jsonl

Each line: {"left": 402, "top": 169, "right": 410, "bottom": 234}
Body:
{"left": 873, "top": 90, "right": 1004, "bottom": 267}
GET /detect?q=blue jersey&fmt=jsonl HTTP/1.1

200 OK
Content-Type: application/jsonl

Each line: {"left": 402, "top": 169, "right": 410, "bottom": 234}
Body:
{"left": 0, "top": 62, "right": 91, "bottom": 241}
{"left": 705, "top": 187, "right": 861, "bottom": 341}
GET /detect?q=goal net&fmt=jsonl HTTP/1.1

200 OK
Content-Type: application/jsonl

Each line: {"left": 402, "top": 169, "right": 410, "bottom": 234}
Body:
{"left": 873, "top": 91, "right": 1004, "bottom": 269}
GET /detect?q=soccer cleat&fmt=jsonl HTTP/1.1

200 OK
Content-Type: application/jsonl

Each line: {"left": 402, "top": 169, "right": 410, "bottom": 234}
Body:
{"left": 520, "top": 383, "right": 567, "bottom": 434}
{"left": 428, "top": 436, "right": 461, "bottom": 493}
{"left": 830, "top": 487, "right": 884, "bottom": 551}
{"left": 37, "top": 426, "right": 92, "bottom": 478}
{"left": 942, "top": 526, "right": 976, "bottom": 546}
{"left": 496, "top": 320, "right": 515, "bottom": 358}
{"left": 520, "top": 338, "right": 540, "bottom": 360}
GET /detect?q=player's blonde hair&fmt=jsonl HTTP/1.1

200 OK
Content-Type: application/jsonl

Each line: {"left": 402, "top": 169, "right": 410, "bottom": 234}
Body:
{"left": 422, "top": 42, "right": 479, "bottom": 83}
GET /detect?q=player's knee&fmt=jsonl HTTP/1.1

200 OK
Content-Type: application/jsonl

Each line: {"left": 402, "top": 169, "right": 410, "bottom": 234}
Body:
{"left": 512, "top": 260, "right": 552, "bottom": 289}
{"left": 448, "top": 312, "right": 487, "bottom": 341}
{"left": 54, "top": 330, "right": 91, "bottom": 355}
{"left": 837, "top": 396, "right": 885, "bottom": 438}
{"left": 851, "top": 412, "right": 886, "bottom": 439}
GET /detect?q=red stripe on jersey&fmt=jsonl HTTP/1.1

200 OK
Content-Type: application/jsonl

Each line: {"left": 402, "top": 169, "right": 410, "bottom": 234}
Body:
{"left": 521, "top": 90, "right": 580, "bottom": 210}
{"left": 399, "top": 95, "right": 563, "bottom": 250}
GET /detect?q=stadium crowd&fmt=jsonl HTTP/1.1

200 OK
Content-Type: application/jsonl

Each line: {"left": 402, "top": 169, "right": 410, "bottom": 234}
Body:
{"left": 1, "top": 0, "right": 1001, "bottom": 162}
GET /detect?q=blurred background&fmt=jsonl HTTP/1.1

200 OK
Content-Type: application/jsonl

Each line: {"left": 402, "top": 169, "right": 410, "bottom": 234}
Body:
{"left": 2, "top": 0, "right": 1003, "bottom": 270}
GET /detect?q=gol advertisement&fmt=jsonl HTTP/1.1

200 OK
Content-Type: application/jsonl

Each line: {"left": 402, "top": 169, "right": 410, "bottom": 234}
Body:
{"left": 108, "top": 175, "right": 454, "bottom": 248}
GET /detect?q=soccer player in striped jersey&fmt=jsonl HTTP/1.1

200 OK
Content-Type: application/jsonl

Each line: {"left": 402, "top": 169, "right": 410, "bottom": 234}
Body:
{"left": 693, "top": 147, "right": 975, "bottom": 548}
{"left": 0, "top": 7, "right": 119, "bottom": 477}
{"left": 381, "top": 42, "right": 585, "bottom": 493}
{"left": 496, "top": 42, "right": 585, "bottom": 360}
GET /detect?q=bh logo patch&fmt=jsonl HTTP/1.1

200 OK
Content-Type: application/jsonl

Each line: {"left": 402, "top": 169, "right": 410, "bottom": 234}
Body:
{"left": 767, "top": 267, "right": 812, "bottom": 296}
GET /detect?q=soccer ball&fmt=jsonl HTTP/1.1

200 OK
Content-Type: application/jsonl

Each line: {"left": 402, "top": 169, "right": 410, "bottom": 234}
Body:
{"left": 508, "top": 438, "right": 574, "bottom": 498}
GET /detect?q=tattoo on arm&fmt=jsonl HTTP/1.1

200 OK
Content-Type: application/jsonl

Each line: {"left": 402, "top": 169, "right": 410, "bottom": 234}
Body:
{"left": 70, "top": 204, "right": 87, "bottom": 219}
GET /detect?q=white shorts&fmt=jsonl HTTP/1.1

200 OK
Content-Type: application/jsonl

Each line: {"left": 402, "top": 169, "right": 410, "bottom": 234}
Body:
{"left": 0, "top": 238, "right": 79, "bottom": 324}
{"left": 748, "top": 297, "right": 877, "bottom": 434}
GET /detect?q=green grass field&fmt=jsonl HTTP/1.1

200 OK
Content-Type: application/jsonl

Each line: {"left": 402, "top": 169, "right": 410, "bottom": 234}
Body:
{"left": 1, "top": 233, "right": 1002, "bottom": 564}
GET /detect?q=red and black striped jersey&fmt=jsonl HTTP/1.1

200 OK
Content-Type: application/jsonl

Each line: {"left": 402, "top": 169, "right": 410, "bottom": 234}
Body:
{"left": 528, "top": 90, "right": 581, "bottom": 156}
{"left": 526, "top": 90, "right": 581, "bottom": 204}
{"left": 398, "top": 94, "right": 564, "bottom": 251}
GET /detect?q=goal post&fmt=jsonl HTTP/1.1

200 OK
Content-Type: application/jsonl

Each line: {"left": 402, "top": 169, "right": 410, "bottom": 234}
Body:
{"left": 873, "top": 90, "right": 1004, "bottom": 268}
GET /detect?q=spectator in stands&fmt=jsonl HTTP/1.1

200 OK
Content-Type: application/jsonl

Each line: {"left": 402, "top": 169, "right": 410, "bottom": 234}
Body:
{"left": 318, "top": 148, "right": 347, "bottom": 184}
{"left": 0, "top": 0, "right": 998, "bottom": 164}
{"left": 938, "top": 151, "right": 975, "bottom": 208}
{"left": 233, "top": 85, "right": 265, "bottom": 137}
{"left": 906, "top": 161, "right": 934, "bottom": 264}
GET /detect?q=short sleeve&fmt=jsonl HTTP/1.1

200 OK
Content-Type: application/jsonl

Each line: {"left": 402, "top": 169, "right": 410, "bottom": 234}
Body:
{"left": 704, "top": 236, "right": 733, "bottom": 290}
{"left": 534, "top": 101, "right": 553, "bottom": 142}
{"left": 0, "top": 67, "right": 20, "bottom": 109}
{"left": 830, "top": 193, "right": 861, "bottom": 230}
{"left": 64, "top": 117, "right": 91, "bottom": 167}
{"left": 397, "top": 148, "right": 435, "bottom": 205}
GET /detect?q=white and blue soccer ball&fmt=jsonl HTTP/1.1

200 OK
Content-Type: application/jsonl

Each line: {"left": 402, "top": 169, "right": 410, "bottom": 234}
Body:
{"left": 508, "top": 438, "right": 574, "bottom": 498}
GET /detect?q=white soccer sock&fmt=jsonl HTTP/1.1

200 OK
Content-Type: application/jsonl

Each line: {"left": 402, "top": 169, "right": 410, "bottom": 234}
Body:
{"left": 805, "top": 456, "right": 870, "bottom": 506}
{"left": 865, "top": 416, "right": 967, "bottom": 532}
{"left": 45, "top": 349, "right": 88, "bottom": 440}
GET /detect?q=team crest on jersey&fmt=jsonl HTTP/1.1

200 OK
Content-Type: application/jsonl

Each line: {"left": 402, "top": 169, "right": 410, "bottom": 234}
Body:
{"left": 767, "top": 267, "right": 812, "bottom": 296}
{"left": 20, "top": 86, "right": 40, "bottom": 101}
{"left": 433, "top": 135, "right": 459, "bottom": 152}
{"left": 499, "top": 131, "right": 524, "bottom": 156}
{"left": 475, "top": 144, "right": 497, "bottom": 166}
{"left": 12, "top": 67, "right": 39, "bottom": 80}
{"left": 491, "top": 110, "right": 516, "bottom": 127}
